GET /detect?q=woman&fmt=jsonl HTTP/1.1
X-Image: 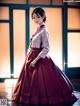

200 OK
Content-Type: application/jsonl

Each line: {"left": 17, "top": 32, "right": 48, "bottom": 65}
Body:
{"left": 12, "top": 7, "right": 77, "bottom": 105}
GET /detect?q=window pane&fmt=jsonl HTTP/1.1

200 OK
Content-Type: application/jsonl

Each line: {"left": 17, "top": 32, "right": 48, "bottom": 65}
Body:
{"left": 0, "top": 7, "right": 9, "bottom": 20}
{"left": 68, "top": 8, "right": 80, "bottom": 30}
{"left": 29, "top": 0, "right": 50, "bottom": 4}
{"left": 30, "top": 8, "right": 62, "bottom": 70}
{"left": 67, "top": 2, "right": 79, "bottom": 6}
{"left": 13, "top": 10, "right": 26, "bottom": 78}
{"left": 68, "top": 33, "right": 80, "bottom": 67}
{"left": 0, "top": 23, "right": 10, "bottom": 78}
{"left": 0, "top": 0, "right": 26, "bottom": 4}
{"left": 52, "top": 0, "right": 63, "bottom": 5}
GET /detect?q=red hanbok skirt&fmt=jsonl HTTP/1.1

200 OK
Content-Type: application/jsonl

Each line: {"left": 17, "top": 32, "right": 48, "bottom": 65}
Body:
{"left": 12, "top": 48, "right": 77, "bottom": 105}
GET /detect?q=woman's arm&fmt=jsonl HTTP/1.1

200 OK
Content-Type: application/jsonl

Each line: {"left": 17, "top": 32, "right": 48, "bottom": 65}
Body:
{"left": 37, "top": 29, "right": 49, "bottom": 59}
{"left": 30, "top": 29, "right": 49, "bottom": 67}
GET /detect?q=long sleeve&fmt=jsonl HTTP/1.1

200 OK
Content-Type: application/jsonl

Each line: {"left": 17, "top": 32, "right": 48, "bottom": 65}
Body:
{"left": 37, "top": 28, "right": 49, "bottom": 59}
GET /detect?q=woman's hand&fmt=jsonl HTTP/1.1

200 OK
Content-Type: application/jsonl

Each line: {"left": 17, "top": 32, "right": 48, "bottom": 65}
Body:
{"left": 30, "top": 55, "right": 40, "bottom": 67}
{"left": 30, "top": 59, "right": 37, "bottom": 67}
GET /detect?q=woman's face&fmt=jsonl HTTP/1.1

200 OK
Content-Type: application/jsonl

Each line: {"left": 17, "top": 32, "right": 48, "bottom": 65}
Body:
{"left": 32, "top": 13, "right": 44, "bottom": 25}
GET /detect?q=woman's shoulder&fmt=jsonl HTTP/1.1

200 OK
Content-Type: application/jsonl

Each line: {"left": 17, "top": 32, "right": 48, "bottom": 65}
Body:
{"left": 40, "top": 25, "right": 48, "bottom": 33}
{"left": 41, "top": 27, "right": 49, "bottom": 36}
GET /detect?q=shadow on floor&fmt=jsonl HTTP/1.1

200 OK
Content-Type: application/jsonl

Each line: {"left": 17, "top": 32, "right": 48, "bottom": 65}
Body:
{"left": 8, "top": 100, "right": 80, "bottom": 106}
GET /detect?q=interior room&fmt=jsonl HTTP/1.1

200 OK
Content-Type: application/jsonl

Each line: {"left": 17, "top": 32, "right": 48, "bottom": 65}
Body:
{"left": 0, "top": 0, "right": 80, "bottom": 106}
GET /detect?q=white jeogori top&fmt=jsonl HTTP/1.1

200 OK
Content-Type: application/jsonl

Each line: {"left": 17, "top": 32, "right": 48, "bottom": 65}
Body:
{"left": 30, "top": 26, "right": 49, "bottom": 59}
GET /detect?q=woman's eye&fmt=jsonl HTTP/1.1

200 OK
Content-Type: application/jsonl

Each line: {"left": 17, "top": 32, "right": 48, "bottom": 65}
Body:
{"left": 37, "top": 16, "right": 40, "bottom": 18}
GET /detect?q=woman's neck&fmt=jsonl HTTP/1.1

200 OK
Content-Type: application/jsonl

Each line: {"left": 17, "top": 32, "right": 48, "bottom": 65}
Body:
{"left": 39, "top": 22, "right": 45, "bottom": 27}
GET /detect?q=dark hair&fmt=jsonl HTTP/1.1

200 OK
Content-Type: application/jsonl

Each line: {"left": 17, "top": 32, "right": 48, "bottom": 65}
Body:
{"left": 31, "top": 7, "right": 46, "bottom": 22}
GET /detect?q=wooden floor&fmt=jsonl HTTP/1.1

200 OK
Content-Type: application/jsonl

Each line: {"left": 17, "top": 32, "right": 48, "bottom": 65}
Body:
{"left": 0, "top": 79, "right": 80, "bottom": 106}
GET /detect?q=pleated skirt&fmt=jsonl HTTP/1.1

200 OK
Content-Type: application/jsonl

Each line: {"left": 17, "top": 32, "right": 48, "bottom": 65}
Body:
{"left": 12, "top": 48, "right": 77, "bottom": 105}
